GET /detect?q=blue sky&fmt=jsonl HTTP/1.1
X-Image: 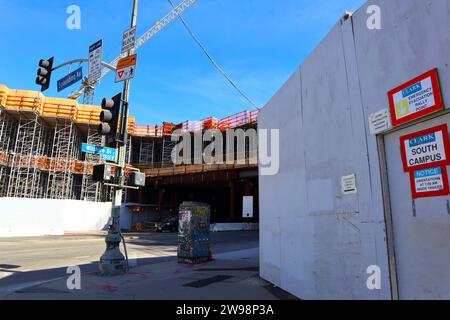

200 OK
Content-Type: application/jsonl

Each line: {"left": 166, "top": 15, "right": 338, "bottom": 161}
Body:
{"left": 0, "top": 0, "right": 366, "bottom": 125}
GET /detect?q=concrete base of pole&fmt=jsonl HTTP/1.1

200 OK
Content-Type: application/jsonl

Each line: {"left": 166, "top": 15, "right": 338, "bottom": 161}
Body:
{"left": 98, "top": 232, "right": 127, "bottom": 276}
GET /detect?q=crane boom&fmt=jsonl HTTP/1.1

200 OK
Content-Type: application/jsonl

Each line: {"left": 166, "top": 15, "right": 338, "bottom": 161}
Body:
{"left": 69, "top": 0, "right": 197, "bottom": 100}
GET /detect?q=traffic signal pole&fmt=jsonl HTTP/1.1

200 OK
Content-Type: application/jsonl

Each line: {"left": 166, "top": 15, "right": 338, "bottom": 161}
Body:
{"left": 99, "top": 0, "right": 139, "bottom": 276}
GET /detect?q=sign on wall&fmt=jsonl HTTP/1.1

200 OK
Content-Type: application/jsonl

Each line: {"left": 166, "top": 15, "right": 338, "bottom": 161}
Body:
{"left": 341, "top": 174, "right": 357, "bottom": 195}
{"left": 369, "top": 108, "right": 392, "bottom": 135}
{"left": 400, "top": 124, "right": 450, "bottom": 172}
{"left": 242, "top": 196, "right": 254, "bottom": 218}
{"left": 409, "top": 166, "right": 449, "bottom": 199}
{"left": 388, "top": 69, "right": 443, "bottom": 127}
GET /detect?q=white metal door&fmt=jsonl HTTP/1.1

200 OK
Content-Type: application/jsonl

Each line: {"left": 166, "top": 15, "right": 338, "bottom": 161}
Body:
{"left": 384, "top": 113, "right": 450, "bottom": 299}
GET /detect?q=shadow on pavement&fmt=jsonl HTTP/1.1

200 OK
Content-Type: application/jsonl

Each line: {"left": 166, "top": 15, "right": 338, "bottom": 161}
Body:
{"left": 0, "top": 255, "right": 177, "bottom": 291}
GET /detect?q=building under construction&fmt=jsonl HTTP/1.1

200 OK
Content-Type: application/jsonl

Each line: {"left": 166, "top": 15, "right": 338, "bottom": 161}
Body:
{"left": 0, "top": 84, "right": 259, "bottom": 224}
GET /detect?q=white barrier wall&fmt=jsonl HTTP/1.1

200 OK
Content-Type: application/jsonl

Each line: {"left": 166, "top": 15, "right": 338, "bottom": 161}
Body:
{"left": 259, "top": 0, "right": 450, "bottom": 300}
{"left": 210, "top": 223, "right": 259, "bottom": 232}
{"left": 0, "top": 198, "right": 112, "bottom": 237}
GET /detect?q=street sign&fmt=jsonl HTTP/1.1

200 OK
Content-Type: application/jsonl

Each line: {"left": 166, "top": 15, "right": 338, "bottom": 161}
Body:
{"left": 88, "top": 39, "right": 103, "bottom": 82}
{"left": 115, "top": 54, "right": 137, "bottom": 83}
{"left": 389, "top": 69, "right": 443, "bottom": 127}
{"left": 409, "top": 166, "right": 449, "bottom": 199}
{"left": 57, "top": 67, "right": 83, "bottom": 92}
{"left": 122, "top": 26, "right": 136, "bottom": 53}
{"left": 400, "top": 124, "right": 450, "bottom": 172}
{"left": 82, "top": 143, "right": 117, "bottom": 162}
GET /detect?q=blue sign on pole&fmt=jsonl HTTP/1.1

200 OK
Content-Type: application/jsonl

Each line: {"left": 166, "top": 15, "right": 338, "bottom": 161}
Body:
{"left": 82, "top": 143, "right": 117, "bottom": 162}
{"left": 57, "top": 67, "right": 83, "bottom": 92}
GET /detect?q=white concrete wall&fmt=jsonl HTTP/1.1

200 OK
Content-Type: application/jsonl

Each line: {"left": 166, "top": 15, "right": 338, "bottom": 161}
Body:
{"left": 211, "top": 223, "right": 259, "bottom": 232}
{"left": 259, "top": 0, "right": 450, "bottom": 300}
{"left": 0, "top": 198, "right": 112, "bottom": 237}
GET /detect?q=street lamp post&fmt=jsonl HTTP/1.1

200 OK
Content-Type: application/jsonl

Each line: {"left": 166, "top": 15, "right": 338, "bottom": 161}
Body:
{"left": 99, "top": 0, "right": 139, "bottom": 276}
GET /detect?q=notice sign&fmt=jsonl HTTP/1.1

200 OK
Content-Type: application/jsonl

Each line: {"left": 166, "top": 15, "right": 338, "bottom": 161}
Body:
{"left": 400, "top": 124, "right": 450, "bottom": 172}
{"left": 389, "top": 69, "right": 443, "bottom": 127}
{"left": 410, "top": 166, "right": 449, "bottom": 199}
{"left": 115, "top": 54, "right": 137, "bottom": 83}
{"left": 122, "top": 26, "right": 136, "bottom": 53}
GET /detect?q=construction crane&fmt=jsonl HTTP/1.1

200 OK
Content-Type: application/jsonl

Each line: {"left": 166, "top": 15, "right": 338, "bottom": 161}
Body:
{"left": 68, "top": 0, "right": 197, "bottom": 103}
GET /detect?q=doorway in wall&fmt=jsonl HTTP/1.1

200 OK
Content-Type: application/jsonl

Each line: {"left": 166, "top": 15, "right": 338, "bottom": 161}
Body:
{"left": 382, "top": 112, "right": 450, "bottom": 299}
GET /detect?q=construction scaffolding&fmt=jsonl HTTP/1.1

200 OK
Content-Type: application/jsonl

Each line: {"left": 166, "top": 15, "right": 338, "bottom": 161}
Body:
{"left": 162, "top": 135, "right": 177, "bottom": 168}
{"left": 0, "top": 84, "right": 259, "bottom": 202}
{"left": 7, "top": 113, "right": 47, "bottom": 198}
{"left": 0, "top": 85, "right": 113, "bottom": 201}
{"left": 47, "top": 119, "right": 81, "bottom": 199}
{"left": 139, "top": 138, "right": 156, "bottom": 166}
{"left": 81, "top": 125, "right": 105, "bottom": 202}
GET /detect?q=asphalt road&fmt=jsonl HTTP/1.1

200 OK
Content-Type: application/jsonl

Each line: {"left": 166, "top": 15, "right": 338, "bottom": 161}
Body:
{"left": 0, "top": 231, "right": 258, "bottom": 294}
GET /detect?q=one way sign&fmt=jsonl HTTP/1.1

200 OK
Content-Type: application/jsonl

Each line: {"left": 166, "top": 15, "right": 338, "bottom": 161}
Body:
{"left": 115, "top": 54, "right": 137, "bottom": 83}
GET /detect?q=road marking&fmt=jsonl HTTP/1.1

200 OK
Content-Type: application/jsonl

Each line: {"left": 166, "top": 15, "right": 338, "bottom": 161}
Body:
{"left": 0, "top": 271, "right": 13, "bottom": 280}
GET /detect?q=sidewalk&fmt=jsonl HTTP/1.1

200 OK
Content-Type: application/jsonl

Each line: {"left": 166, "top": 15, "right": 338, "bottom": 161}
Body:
{"left": 3, "top": 248, "right": 289, "bottom": 300}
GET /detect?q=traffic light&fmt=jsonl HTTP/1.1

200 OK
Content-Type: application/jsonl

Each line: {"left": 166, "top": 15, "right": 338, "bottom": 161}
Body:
{"left": 99, "top": 93, "right": 122, "bottom": 147}
{"left": 35, "top": 57, "right": 54, "bottom": 92}
{"left": 93, "top": 164, "right": 113, "bottom": 183}
{"left": 129, "top": 172, "right": 146, "bottom": 187}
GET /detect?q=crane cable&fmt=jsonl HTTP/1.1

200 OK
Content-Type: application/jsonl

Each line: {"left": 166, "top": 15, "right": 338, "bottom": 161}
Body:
{"left": 167, "top": 0, "right": 260, "bottom": 110}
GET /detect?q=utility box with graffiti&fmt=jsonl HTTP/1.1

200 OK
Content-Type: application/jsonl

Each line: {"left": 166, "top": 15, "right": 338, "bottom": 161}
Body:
{"left": 177, "top": 202, "right": 211, "bottom": 264}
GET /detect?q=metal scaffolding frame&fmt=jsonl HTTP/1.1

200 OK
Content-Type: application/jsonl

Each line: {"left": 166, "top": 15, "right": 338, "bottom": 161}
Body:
{"left": 0, "top": 110, "right": 17, "bottom": 155}
{"left": 126, "top": 135, "right": 132, "bottom": 165}
{"left": 81, "top": 125, "right": 104, "bottom": 202}
{"left": 46, "top": 118, "right": 81, "bottom": 200}
{"left": 162, "top": 134, "right": 177, "bottom": 167}
{"left": 0, "top": 166, "right": 8, "bottom": 197}
{"left": 139, "top": 137, "right": 155, "bottom": 166}
{"left": 6, "top": 113, "right": 46, "bottom": 198}
{"left": 0, "top": 109, "right": 10, "bottom": 196}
